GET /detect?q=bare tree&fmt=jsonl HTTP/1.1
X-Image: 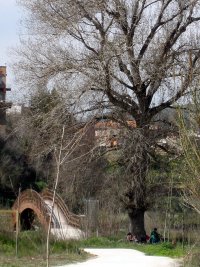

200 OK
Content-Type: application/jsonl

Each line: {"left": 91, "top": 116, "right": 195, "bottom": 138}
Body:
{"left": 179, "top": 88, "right": 200, "bottom": 214}
{"left": 15, "top": 0, "right": 200, "bottom": 239}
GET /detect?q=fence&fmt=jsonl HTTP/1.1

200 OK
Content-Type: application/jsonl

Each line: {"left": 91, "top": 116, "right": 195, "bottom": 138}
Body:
{"left": 84, "top": 199, "right": 99, "bottom": 237}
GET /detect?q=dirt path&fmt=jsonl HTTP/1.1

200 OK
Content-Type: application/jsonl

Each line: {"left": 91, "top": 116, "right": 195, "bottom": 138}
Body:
{"left": 59, "top": 248, "right": 182, "bottom": 267}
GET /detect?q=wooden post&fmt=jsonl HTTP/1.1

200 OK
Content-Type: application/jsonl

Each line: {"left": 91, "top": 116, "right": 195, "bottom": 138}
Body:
{"left": 16, "top": 187, "right": 21, "bottom": 257}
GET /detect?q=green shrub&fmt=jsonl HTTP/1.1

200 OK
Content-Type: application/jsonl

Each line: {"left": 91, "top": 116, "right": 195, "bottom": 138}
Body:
{"left": 0, "top": 232, "right": 15, "bottom": 254}
{"left": 51, "top": 239, "right": 80, "bottom": 254}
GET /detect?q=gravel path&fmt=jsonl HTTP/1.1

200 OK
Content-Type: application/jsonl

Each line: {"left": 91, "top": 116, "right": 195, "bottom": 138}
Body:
{"left": 58, "top": 248, "right": 182, "bottom": 267}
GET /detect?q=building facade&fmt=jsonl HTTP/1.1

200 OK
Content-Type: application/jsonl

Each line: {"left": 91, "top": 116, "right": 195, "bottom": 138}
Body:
{"left": 0, "top": 66, "right": 12, "bottom": 135}
{"left": 94, "top": 119, "right": 136, "bottom": 148}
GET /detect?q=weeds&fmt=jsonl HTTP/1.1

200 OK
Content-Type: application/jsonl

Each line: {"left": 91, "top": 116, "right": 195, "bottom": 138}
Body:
{"left": 0, "top": 231, "right": 88, "bottom": 267}
{"left": 0, "top": 232, "right": 188, "bottom": 267}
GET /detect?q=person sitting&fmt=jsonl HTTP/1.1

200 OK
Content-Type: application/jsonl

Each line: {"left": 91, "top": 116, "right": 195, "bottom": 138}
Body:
{"left": 140, "top": 235, "right": 147, "bottom": 243}
{"left": 132, "top": 234, "right": 138, "bottom": 242}
{"left": 126, "top": 232, "right": 138, "bottom": 242}
{"left": 149, "top": 228, "right": 160, "bottom": 244}
{"left": 127, "top": 232, "right": 133, "bottom": 241}
{"left": 146, "top": 234, "right": 150, "bottom": 242}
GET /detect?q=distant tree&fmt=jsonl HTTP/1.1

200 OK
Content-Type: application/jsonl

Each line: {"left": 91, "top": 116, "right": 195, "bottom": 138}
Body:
{"left": 15, "top": 0, "right": 200, "bottom": 239}
{"left": 0, "top": 133, "right": 46, "bottom": 206}
{"left": 16, "top": 89, "right": 77, "bottom": 187}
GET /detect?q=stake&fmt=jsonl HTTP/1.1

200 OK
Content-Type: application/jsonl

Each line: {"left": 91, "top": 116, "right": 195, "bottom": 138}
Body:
{"left": 16, "top": 187, "right": 21, "bottom": 257}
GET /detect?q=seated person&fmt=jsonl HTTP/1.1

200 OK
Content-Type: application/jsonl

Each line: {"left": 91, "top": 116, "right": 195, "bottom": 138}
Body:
{"left": 149, "top": 228, "right": 160, "bottom": 244}
{"left": 127, "top": 232, "right": 133, "bottom": 241}
{"left": 126, "top": 232, "right": 138, "bottom": 242}
{"left": 146, "top": 234, "right": 150, "bottom": 242}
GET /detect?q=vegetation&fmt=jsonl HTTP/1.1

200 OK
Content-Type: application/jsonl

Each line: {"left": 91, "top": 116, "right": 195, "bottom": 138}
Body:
{"left": 0, "top": 232, "right": 186, "bottom": 267}
{"left": 1, "top": 0, "right": 200, "bottom": 265}
{"left": 0, "top": 135, "right": 46, "bottom": 207}
{"left": 0, "top": 231, "right": 88, "bottom": 267}
{"left": 177, "top": 92, "right": 200, "bottom": 265}
{"left": 79, "top": 236, "right": 185, "bottom": 258}
{"left": 14, "top": 0, "right": 200, "bottom": 240}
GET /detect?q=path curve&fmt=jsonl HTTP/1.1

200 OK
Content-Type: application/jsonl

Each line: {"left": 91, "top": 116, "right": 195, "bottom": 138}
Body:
{"left": 59, "top": 248, "right": 182, "bottom": 267}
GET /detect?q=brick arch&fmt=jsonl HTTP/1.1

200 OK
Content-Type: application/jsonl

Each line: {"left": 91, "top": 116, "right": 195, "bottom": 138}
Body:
{"left": 41, "top": 189, "right": 80, "bottom": 228}
{"left": 12, "top": 189, "right": 50, "bottom": 230}
{"left": 12, "top": 189, "right": 81, "bottom": 231}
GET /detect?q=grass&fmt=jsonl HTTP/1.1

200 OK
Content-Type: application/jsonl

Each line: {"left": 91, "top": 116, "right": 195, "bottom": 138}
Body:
{"left": 0, "top": 233, "right": 187, "bottom": 267}
{"left": 79, "top": 236, "right": 186, "bottom": 258}
{"left": 0, "top": 231, "right": 89, "bottom": 267}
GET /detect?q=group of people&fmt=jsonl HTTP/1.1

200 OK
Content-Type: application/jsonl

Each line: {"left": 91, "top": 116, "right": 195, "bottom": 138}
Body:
{"left": 127, "top": 228, "right": 161, "bottom": 244}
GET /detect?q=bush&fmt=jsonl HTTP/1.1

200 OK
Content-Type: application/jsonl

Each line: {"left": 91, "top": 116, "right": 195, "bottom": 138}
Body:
{"left": 0, "top": 232, "right": 15, "bottom": 254}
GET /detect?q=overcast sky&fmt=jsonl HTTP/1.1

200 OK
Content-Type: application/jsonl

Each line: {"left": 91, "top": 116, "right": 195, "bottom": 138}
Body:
{"left": 0, "top": 0, "right": 22, "bottom": 101}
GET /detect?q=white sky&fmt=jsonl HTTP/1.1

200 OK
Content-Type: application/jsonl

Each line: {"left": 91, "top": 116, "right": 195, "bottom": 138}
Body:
{"left": 0, "top": 0, "right": 22, "bottom": 102}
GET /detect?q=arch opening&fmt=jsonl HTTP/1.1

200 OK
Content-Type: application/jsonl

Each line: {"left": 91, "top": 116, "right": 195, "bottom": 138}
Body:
{"left": 20, "top": 208, "right": 36, "bottom": 231}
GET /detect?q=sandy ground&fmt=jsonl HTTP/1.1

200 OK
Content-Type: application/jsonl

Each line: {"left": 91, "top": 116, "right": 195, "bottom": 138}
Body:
{"left": 58, "top": 248, "right": 182, "bottom": 267}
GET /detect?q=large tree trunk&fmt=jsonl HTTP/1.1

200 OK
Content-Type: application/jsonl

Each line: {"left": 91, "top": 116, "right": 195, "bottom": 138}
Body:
{"left": 128, "top": 208, "right": 146, "bottom": 242}
{"left": 122, "top": 129, "right": 149, "bottom": 241}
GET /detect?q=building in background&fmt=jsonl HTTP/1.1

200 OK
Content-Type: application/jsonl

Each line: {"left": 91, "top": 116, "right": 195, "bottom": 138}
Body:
{"left": 94, "top": 119, "right": 136, "bottom": 148}
{"left": 0, "top": 66, "right": 12, "bottom": 135}
{"left": 7, "top": 104, "right": 22, "bottom": 115}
